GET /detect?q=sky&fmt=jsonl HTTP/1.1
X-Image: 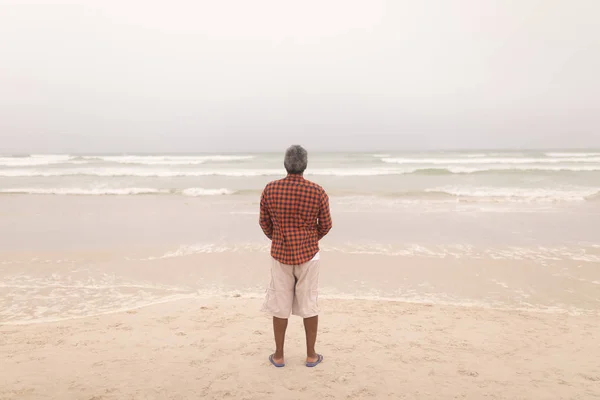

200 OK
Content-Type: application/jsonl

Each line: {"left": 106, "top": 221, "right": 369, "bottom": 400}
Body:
{"left": 0, "top": 0, "right": 599, "bottom": 153}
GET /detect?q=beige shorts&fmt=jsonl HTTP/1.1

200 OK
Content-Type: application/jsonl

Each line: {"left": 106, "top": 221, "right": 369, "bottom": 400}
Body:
{"left": 261, "top": 257, "right": 320, "bottom": 319}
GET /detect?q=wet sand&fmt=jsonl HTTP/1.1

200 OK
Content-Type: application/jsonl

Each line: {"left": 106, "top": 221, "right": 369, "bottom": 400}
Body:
{"left": 2, "top": 250, "right": 600, "bottom": 326}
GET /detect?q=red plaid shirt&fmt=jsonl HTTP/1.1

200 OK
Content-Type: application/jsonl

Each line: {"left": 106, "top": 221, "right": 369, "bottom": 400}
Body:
{"left": 260, "top": 174, "right": 332, "bottom": 265}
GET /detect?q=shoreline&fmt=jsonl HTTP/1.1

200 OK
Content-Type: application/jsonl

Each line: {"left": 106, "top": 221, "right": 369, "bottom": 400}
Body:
{"left": 2, "top": 248, "right": 600, "bottom": 326}
{"left": 3, "top": 291, "right": 600, "bottom": 327}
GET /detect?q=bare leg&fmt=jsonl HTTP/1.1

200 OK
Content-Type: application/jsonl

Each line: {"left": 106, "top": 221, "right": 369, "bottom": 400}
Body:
{"left": 272, "top": 317, "right": 288, "bottom": 364}
{"left": 303, "top": 315, "right": 319, "bottom": 363}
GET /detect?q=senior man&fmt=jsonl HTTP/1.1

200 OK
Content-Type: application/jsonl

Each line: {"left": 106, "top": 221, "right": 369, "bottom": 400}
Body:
{"left": 259, "top": 145, "right": 332, "bottom": 368}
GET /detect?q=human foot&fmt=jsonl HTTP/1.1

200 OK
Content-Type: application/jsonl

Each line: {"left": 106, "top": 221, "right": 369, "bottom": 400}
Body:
{"left": 306, "top": 354, "right": 323, "bottom": 367}
{"left": 269, "top": 354, "right": 285, "bottom": 368}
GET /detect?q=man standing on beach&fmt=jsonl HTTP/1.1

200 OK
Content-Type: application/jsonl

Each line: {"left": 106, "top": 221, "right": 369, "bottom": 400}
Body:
{"left": 259, "top": 145, "right": 332, "bottom": 368}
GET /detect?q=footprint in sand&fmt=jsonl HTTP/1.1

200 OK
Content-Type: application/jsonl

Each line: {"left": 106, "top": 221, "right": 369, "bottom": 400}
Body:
{"left": 580, "top": 374, "right": 600, "bottom": 381}
{"left": 458, "top": 369, "right": 479, "bottom": 377}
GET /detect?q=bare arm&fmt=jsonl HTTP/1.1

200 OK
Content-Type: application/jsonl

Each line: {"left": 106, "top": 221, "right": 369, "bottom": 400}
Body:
{"left": 259, "top": 190, "right": 273, "bottom": 240}
{"left": 317, "top": 191, "right": 332, "bottom": 240}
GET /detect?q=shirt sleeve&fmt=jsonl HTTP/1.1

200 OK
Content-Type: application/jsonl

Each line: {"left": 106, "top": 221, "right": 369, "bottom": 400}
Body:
{"left": 259, "top": 189, "right": 273, "bottom": 240}
{"left": 317, "top": 190, "right": 332, "bottom": 240}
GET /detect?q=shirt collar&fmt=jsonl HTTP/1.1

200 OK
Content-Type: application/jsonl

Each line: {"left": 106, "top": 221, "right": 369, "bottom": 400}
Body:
{"left": 285, "top": 174, "right": 305, "bottom": 181}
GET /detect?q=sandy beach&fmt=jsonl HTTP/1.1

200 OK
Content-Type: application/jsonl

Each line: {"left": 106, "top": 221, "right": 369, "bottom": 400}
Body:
{"left": 2, "top": 297, "right": 599, "bottom": 399}
{"left": 3, "top": 0, "right": 600, "bottom": 395}
{"left": 1, "top": 158, "right": 599, "bottom": 399}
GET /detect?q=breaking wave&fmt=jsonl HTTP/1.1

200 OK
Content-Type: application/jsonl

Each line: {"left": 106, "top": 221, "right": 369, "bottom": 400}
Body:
{"left": 0, "top": 187, "right": 237, "bottom": 196}
{"left": 2, "top": 165, "right": 600, "bottom": 178}
{"left": 0, "top": 154, "right": 255, "bottom": 167}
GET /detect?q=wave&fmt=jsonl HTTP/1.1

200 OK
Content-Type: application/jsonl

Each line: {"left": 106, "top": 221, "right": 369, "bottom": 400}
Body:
{"left": 309, "top": 168, "right": 406, "bottom": 176}
{"left": 381, "top": 157, "right": 600, "bottom": 165}
{"left": 410, "top": 165, "right": 600, "bottom": 174}
{"left": 2, "top": 164, "right": 600, "bottom": 178}
{"left": 0, "top": 168, "right": 400, "bottom": 177}
{"left": 545, "top": 152, "right": 600, "bottom": 157}
{"left": 0, "top": 155, "right": 75, "bottom": 167}
{"left": 182, "top": 188, "right": 235, "bottom": 196}
{"left": 331, "top": 188, "right": 600, "bottom": 203}
{"left": 0, "top": 187, "right": 237, "bottom": 196}
{"left": 79, "top": 155, "right": 255, "bottom": 165}
{"left": 0, "top": 187, "right": 167, "bottom": 195}
{"left": 424, "top": 187, "right": 600, "bottom": 202}
{"left": 0, "top": 154, "right": 255, "bottom": 167}
{"left": 0, "top": 168, "right": 281, "bottom": 178}
{"left": 371, "top": 153, "right": 391, "bottom": 158}
{"left": 587, "top": 192, "right": 600, "bottom": 202}
{"left": 465, "top": 153, "right": 489, "bottom": 158}
{"left": 138, "top": 242, "right": 600, "bottom": 265}
{"left": 4, "top": 185, "right": 595, "bottom": 203}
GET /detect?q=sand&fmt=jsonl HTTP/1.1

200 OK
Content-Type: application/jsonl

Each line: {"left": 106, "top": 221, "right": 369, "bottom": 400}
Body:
{"left": 1, "top": 195, "right": 599, "bottom": 399}
{"left": 1, "top": 297, "right": 599, "bottom": 400}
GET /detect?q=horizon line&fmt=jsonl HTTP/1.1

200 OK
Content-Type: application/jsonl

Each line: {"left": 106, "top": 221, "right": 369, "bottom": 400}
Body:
{"left": 2, "top": 147, "right": 600, "bottom": 156}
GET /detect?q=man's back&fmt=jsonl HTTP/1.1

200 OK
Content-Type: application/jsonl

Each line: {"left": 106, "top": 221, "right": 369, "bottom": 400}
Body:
{"left": 260, "top": 145, "right": 329, "bottom": 368}
{"left": 260, "top": 174, "right": 332, "bottom": 265}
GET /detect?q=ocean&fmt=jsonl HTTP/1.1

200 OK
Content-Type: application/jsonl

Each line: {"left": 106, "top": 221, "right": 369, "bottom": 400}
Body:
{"left": 1, "top": 150, "right": 599, "bottom": 324}
{"left": 1, "top": 150, "right": 600, "bottom": 203}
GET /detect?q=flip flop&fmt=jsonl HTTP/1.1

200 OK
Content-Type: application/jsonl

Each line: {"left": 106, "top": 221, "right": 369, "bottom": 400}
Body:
{"left": 306, "top": 354, "right": 323, "bottom": 368}
{"left": 269, "top": 354, "right": 285, "bottom": 368}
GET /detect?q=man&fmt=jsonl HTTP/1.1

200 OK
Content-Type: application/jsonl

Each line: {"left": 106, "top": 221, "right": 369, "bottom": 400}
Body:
{"left": 259, "top": 145, "right": 333, "bottom": 368}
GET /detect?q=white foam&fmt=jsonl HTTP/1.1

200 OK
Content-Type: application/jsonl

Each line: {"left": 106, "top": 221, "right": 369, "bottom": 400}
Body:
{"left": 182, "top": 188, "right": 236, "bottom": 196}
{"left": 487, "top": 153, "right": 529, "bottom": 157}
{"left": 0, "top": 293, "right": 198, "bottom": 325}
{"left": 197, "top": 155, "right": 255, "bottom": 162}
{"left": 3, "top": 288, "right": 595, "bottom": 325}
{"left": 133, "top": 243, "right": 269, "bottom": 260}
{"left": 465, "top": 153, "right": 489, "bottom": 158}
{"left": 0, "top": 168, "right": 282, "bottom": 178}
{"left": 138, "top": 242, "right": 600, "bottom": 264}
{"left": 0, "top": 187, "right": 168, "bottom": 195}
{"left": 427, "top": 186, "right": 600, "bottom": 202}
{"left": 0, "top": 155, "right": 74, "bottom": 167}
{"left": 0, "top": 187, "right": 238, "bottom": 197}
{"left": 2, "top": 164, "right": 600, "bottom": 178}
{"left": 0, "top": 154, "right": 255, "bottom": 167}
{"left": 318, "top": 291, "right": 596, "bottom": 316}
{"left": 0, "top": 167, "right": 404, "bottom": 178}
{"left": 82, "top": 155, "right": 254, "bottom": 165}
{"left": 325, "top": 243, "right": 600, "bottom": 263}
{"left": 545, "top": 152, "right": 600, "bottom": 157}
{"left": 309, "top": 168, "right": 403, "bottom": 176}
{"left": 443, "top": 165, "right": 600, "bottom": 173}
{"left": 99, "top": 157, "right": 206, "bottom": 165}
{"left": 381, "top": 157, "right": 600, "bottom": 164}
{"left": 490, "top": 280, "right": 510, "bottom": 289}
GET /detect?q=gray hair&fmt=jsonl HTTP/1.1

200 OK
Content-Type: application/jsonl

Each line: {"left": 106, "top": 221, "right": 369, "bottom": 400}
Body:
{"left": 284, "top": 145, "right": 308, "bottom": 175}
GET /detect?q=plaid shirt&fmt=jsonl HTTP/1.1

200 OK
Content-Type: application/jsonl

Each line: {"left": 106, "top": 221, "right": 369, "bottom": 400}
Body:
{"left": 260, "top": 174, "right": 332, "bottom": 265}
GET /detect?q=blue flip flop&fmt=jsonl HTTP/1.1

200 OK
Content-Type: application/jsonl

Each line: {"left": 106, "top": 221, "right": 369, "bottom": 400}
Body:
{"left": 306, "top": 354, "right": 323, "bottom": 368}
{"left": 269, "top": 354, "right": 285, "bottom": 368}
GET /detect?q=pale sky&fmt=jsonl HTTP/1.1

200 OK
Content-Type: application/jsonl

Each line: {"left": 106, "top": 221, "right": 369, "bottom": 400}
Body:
{"left": 1, "top": 0, "right": 598, "bottom": 153}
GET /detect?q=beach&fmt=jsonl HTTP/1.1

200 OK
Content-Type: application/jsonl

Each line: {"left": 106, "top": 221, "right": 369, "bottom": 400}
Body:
{"left": 2, "top": 298, "right": 599, "bottom": 399}
{"left": 1, "top": 151, "right": 600, "bottom": 398}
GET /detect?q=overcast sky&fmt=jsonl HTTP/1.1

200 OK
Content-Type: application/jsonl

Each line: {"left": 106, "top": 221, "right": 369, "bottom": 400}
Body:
{"left": 1, "top": 0, "right": 598, "bottom": 153}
